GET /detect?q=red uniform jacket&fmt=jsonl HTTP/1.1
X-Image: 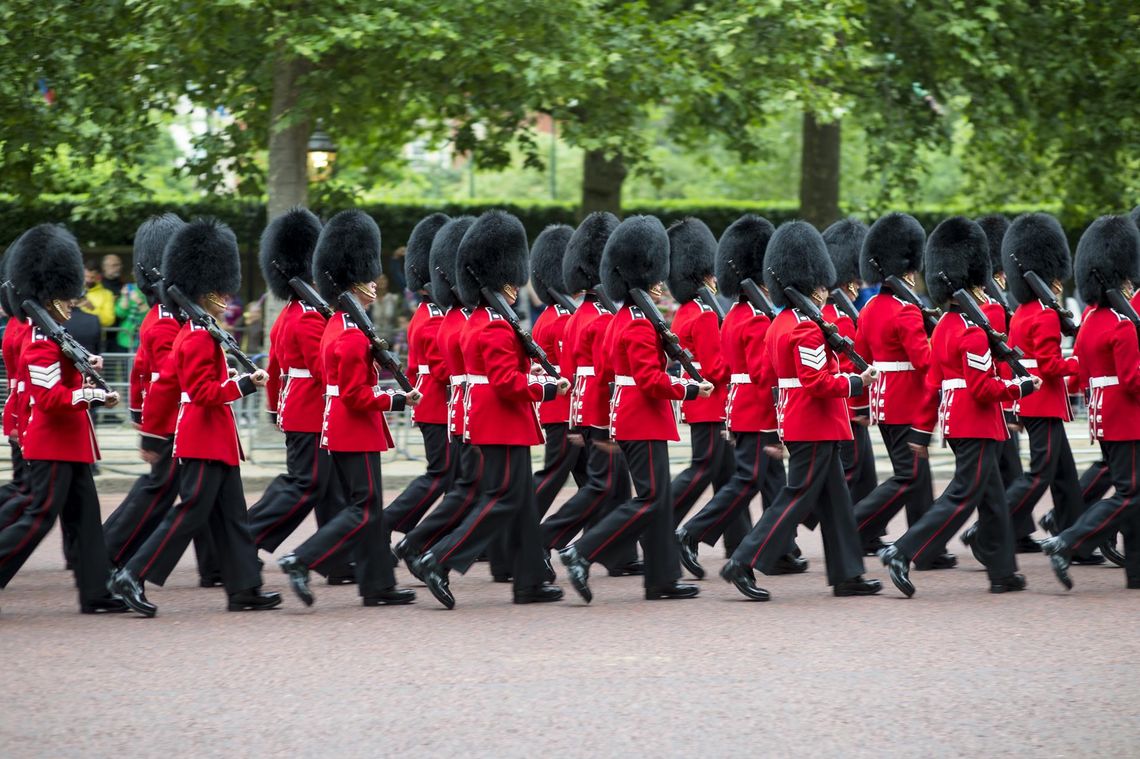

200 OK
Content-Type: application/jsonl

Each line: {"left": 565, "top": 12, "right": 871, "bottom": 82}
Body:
{"left": 925, "top": 311, "right": 1028, "bottom": 441}
{"left": 982, "top": 297, "right": 1016, "bottom": 418}
{"left": 533, "top": 303, "right": 573, "bottom": 425}
{"left": 130, "top": 305, "right": 180, "bottom": 425}
{"left": 139, "top": 322, "right": 186, "bottom": 447}
{"left": 854, "top": 292, "right": 932, "bottom": 431}
{"left": 824, "top": 302, "right": 868, "bottom": 419}
{"left": 408, "top": 300, "right": 449, "bottom": 426}
{"left": 1008, "top": 301, "right": 1078, "bottom": 420}
{"left": 768, "top": 309, "right": 863, "bottom": 442}
{"left": 1075, "top": 305, "right": 1140, "bottom": 442}
{"left": 320, "top": 312, "right": 403, "bottom": 453}
{"left": 722, "top": 301, "right": 778, "bottom": 437}
{"left": 21, "top": 328, "right": 102, "bottom": 463}
{"left": 267, "top": 299, "right": 327, "bottom": 434}
{"left": 462, "top": 306, "right": 554, "bottom": 446}
{"left": 438, "top": 306, "right": 469, "bottom": 440}
{"left": 173, "top": 325, "right": 256, "bottom": 465}
{"left": 3, "top": 317, "right": 30, "bottom": 438}
{"left": 568, "top": 300, "right": 614, "bottom": 430}
{"left": 672, "top": 298, "right": 729, "bottom": 424}
{"left": 607, "top": 304, "right": 700, "bottom": 442}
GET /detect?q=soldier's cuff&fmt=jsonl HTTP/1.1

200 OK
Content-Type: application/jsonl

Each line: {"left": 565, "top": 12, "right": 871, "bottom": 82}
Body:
{"left": 682, "top": 382, "right": 701, "bottom": 402}
{"left": 236, "top": 375, "right": 257, "bottom": 397}
{"left": 1016, "top": 378, "right": 1036, "bottom": 397}
{"left": 541, "top": 382, "right": 559, "bottom": 402}
{"left": 139, "top": 432, "right": 169, "bottom": 454}
{"left": 389, "top": 393, "right": 407, "bottom": 413}
{"left": 847, "top": 375, "right": 865, "bottom": 397}
{"left": 1003, "top": 409, "right": 1019, "bottom": 425}
{"left": 759, "top": 430, "right": 781, "bottom": 447}
{"left": 267, "top": 411, "right": 278, "bottom": 427}
{"left": 908, "top": 427, "right": 933, "bottom": 447}
{"left": 130, "top": 409, "right": 143, "bottom": 425}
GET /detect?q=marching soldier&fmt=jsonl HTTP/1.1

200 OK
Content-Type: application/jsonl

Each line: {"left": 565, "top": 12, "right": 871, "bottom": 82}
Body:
{"left": 719, "top": 221, "right": 880, "bottom": 601}
{"left": 0, "top": 251, "right": 31, "bottom": 515}
{"left": 559, "top": 215, "right": 708, "bottom": 603}
{"left": 0, "top": 224, "right": 126, "bottom": 613}
{"left": 412, "top": 210, "right": 567, "bottom": 608}
{"left": 112, "top": 218, "right": 281, "bottom": 616}
{"left": 1041, "top": 214, "right": 1140, "bottom": 591}
{"left": 277, "top": 210, "right": 418, "bottom": 608}
{"left": 879, "top": 217, "right": 1039, "bottom": 597}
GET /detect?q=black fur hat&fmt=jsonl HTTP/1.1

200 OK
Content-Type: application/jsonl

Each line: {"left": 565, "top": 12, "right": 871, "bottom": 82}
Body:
{"left": 563, "top": 212, "right": 619, "bottom": 293}
{"left": 404, "top": 212, "right": 450, "bottom": 294}
{"left": 975, "top": 214, "right": 1010, "bottom": 272}
{"left": 715, "top": 214, "right": 775, "bottom": 298}
{"left": 1129, "top": 205, "right": 1140, "bottom": 227}
{"left": 428, "top": 216, "right": 475, "bottom": 309}
{"left": 1001, "top": 213, "right": 1071, "bottom": 305}
{"left": 134, "top": 213, "right": 186, "bottom": 302}
{"left": 1075, "top": 215, "right": 1140, "bottom": 307}
{"left": 762, "top": 221, "right": 836, "bottom": 308}
{"left": 259, "top": 207, "right": 322, "bottom": 300}
{"left": 822, "top": 217, "right": 868, "bottom": 288}
{"left": 0, "top": 245, "right": 16, "bottom": 317}
{"left": 530, "top": 224, "right": 574, "bottom": 305}
{"left": 923, "top": 216, "right": 991, "bottom": 305}
{"left": 456, "top": 210, "right": 529, "bottom": 308}
{"left": 162, "top": 218, "right": 241, "bottom": 301}
{"left": 666, "top": 218, "right": 717, "bottom": 303}
{"left": 9, "top": 224, "right": 85, "bottom": 305}
{"left": 600, "top": 215, "right": 670, "bottom": 303}
{"left": 312, "top": 210, "right": 382, "bottom": 304}
{"left": 861, "top": 212, "right": 926, "bottom": 283}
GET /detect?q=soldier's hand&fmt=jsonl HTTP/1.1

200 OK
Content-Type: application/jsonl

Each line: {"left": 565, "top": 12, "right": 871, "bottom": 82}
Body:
{"left": 859, "top": 367, "right": 878, "bottom": 386}
{"left": 763, "top": 444, "right": 785, "bottom": 460}
{"left": 89, "top": 355, "right": 104, "bottom": 372}
{"left": 103, "top": 391, "right": 120, "bottom": 409}
{"left": 556, "top": 377, "right": 571, "bottom": 396}
{"left": 250, "top": 369, "right": 270, "bottom": 387}
{"left": 530, "top": 364, "right": 543, "bottom": 375}
{"left": 139, "top": 448, "right": 159, "bottom": 464}
{"left": 567, "top": 433, "right": 585, "bottom": 447}
{"left": 853, "top": 415, "right": 871, "bottom": 427}
{"left": 908, "top": 442, "right": 929, "bottom": 459}
{"left": 406, "top": 389, "right": 424, "bottom": 406}
{"left": 229, "top": 367, "right": 239, "bottom": 379}
{"left": 1030, "top": 375, "right": 1044, "bottom": 391}
{"left": 697, "top": 381, "right": 714, "bottom": 398}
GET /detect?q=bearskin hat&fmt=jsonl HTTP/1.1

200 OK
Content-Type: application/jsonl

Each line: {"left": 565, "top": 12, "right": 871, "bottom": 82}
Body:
{"left": 923, "top": 216, "right": 991, "bottom": 305}
{"left": 404, "top": 212, "right": 450, "bottom": 294}
{"left": 428, "top": 216, "right": 475, "bottom": 309}
{"left": 162, "top": 218, "right": 241, "bottom": 302}
{"left": 823, "top": 217, "right": 868, "bottom": 288}
{"left": 259, "top": 207, "right": 322, "bottom": 300}
{"left": 456, "top": 210, "right": 529, "bottom": 309}
{"left": 1001, "top": 213, "right": 1071, "bottom": 305}
{"left": 715, "top": 214, "right": 775, "bottom": 298}
{"left": 133, "top": 213, "right": 186, "bottom": 302}
{"left": 861, "top": 212, "right": 926, "bottom": 283}
{"left": 9, "top": 224, "right": 85, "bottom": 305}
{"left": 563, "top": 212, "right": 619, "bottom": 293}
{"left": 530, "top": 224, "right": 574, "bottom": 306}
{"left": 1129, "top": 205, "right": 1140, "bottom": 227}
{"left": 312, "top": 210, "right": 382, "bottom": 304}
{"left": 975, "top": 214, "right": 1010, "bottom": 273}
{"left": 1074, "top": 215, "right": 1140, "bottom": 307}
{"left": 762, "top": 221, "right": 836, "bottom": 309}
{"left": 666, "top": 218, "right": 717, "bottom": 304}
{"left": 600, "top": 215, "right": 670, "bottom": 303}
{"left": 1, "top": 238, "right": 25, "bottom": 318}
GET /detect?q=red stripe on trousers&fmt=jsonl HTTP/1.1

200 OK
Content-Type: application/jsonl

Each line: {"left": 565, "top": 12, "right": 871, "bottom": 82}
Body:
{"left": 140, "top": 462, "right": 205, "bottom": 578}
{"left": 441, "top": 453, "right": 510, "bottom": 563}
{"left": 588, "top": 443, "right": 656, "bottom": 560}
{"left": 912, "top": 441, "right": 988, "bottom": 561}
{"left": 311, "top": 456, "right": 375, "bottom": 569}
{"left": 751, "top": 443, "right": 817, "bottom": 566}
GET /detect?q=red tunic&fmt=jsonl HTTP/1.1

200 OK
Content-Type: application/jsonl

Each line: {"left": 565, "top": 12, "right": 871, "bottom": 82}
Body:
{"left": 722, "top": 301, "right": 777, "bottom": 434}
{"left": 1008, "top": 301, "right": 1078, "bottom": 420}
{"left": 854, "top": 292, "right": 932, "bottom": 430}
{"left": 3, "top": 317, "right": 30, "bottom": 438}
{"left": 532, "top": 303, "right": 573, "bottom": 425}
{"left": 320, "top": 312, "right": 401, "bottom": 453}
{"left": 569, "top": 301, "right": 614, "bottom": 430}
{"left": 128, "top": 306, "right": 157, "bottom": 418}
{"left": 1075, "top": 305, "right": 1140, "bottom": 443}
{"left": 823, "top": 303, "right": 868, "bottom": 419}
{"left": 139, "top": 322, "right": 186, "bottom": 443}
{"left": 172, "top": 325, "right": 254, "bottom": 465}
{"left": 21, "top": 328, "right": 101, "bottom": 463}
{"left": 267, "top": 299, "right": 327, "bottom": 434}
{"left": 438, "top": 306, "right": 469, "bottom": 440}
{"left": 130, "top": 305, "right": 180, "bottom": 422}
{"left": 408, "top": 301, "right": 449, "bottom": 426}
{"left": 671, "top": 298, "right": 729, "bottom": 424}
{"left": 981, "top": 297, "right": 1016, "bottom": 417}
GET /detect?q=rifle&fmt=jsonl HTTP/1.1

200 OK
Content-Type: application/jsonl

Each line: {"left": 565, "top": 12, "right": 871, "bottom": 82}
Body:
{"left": 985, "top": 276, "right": 1016, "bottom": 323}
{"left": 1008, "top": 252, "right": 1078, "bottom": 337}
{"left": 272, "top": 261, "right": 335, "bottom": 320}
{"left": 592, "top": 285, "right": 618, "bottom": 314}
{"left": 323, "top": 272, "right": 415, "bottom": 392}
{"left": 625, "top": 286, "right": 705, "bottom": 383}
{"left": 697, "top": 285, "right": 726, "bottom": 324}
{"left": 141, "top": 267, "right": 186, "bottom": 323}
{"left": 725, "top": 258, "right": 776, "bottom": 319}
{"left": 868, "top": 257, "right": 941, "bottom": 335}
{"left": 463, "top": 267, "right": 561, "bottom": 380}
{"left": 767, "top": 269, "right": 871, "bottom": 373}
{"left": 1092, "top": 269, "right": 1140, "bottom": 340}
{"left": 937, "top": 273, "right": 1031, "bottom": 378}
{"left": 165, "top": 284, "right": 260, "bottom": 373}
{"left": 548, "top": 289, "right": 578, "bottom": 314}
{"left": 828, "top": 288, "right": 860, "bottom": 327}
{"left": 21, "top": 298, "right": 110, "bottom": 392}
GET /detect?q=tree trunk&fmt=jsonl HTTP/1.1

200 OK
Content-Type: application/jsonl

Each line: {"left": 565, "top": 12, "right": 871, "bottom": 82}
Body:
{"left": 580, "top": 149, "right": 627, "bottom": 220}
{"left": 799, "top": 112, "right": 841, "bottom": 229}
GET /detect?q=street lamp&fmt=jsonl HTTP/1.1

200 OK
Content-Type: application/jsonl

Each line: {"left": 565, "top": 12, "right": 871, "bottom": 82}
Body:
{"left": 307, "top": 120, "right": 338, "bottom": 182}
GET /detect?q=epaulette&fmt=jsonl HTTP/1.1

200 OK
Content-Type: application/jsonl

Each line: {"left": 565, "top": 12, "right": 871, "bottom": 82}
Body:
{"left": 341, "top": 313, "right": 358, "bottom": 330}
{"left": 31, "top": 327, "right": 46, "bottom": 341}
{"left": 791, "top": 310, "right": 808, "bottom": 323}
{"left": 554, "top": 305, "right": 571, "bottom": 316}
{"left": 298, "top": 301, "right": 317, "bottom": 313}
{"left": 189, "top": 322, "right": 206, "bottom": 332}
{"left": 158, "top": 305, "right": 176, "bottom": 320}
{"left": 630, "top": 306, "right": 645, "bottom": 319}
{"left": 695, "top": 299, "right": 713, "bottom": 313}
{"left": 487, "top": 308, "right": 504, "bottom": 321}
{"left": 427, "top": 303, "right": 445, "bottom": 318}
{"left": 592, "top": 302, "right": 608, "bottom": 315}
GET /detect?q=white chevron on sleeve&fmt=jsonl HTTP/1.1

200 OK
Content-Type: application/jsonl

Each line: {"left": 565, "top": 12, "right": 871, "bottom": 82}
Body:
{"left": 28, "top": 362, "right": 61, "bottom": 389}
{"left": 798, "top": 344, "right": 827, "bottom": 370}
{"left": 965, "top": 350, "right": 992, "bottom": 372}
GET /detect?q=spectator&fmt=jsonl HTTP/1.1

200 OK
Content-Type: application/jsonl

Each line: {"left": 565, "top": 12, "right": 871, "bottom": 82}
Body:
{"left": 66, "top": 307, "right": 102, "bottom": 356}
{"left": 388, "top": 245, "right": 407, "bottom": 294}
{"left": 242, "top": 292, "right": 266, "bottom": 355}
{"left": 81, "top": 259, "right": 116, "bottom": 328}
{"left": 222, "top": 294, "right": 244, "bottom": 344}
{"left": 371, "top": 273, "right": 403, "bottom": 336}
{"left": 114, "top": 282, "right": 148, "bottom": 351}
{"left": 101, "top": 253, "right": 124, "bottom": 298}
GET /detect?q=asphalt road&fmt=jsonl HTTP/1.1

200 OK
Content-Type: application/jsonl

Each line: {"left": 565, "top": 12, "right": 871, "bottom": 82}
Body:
{"left": 1, "top": 490, "right": 1137, "bottom": 758}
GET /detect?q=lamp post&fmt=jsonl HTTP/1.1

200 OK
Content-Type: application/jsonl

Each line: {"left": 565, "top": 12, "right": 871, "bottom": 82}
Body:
{"left": 306, "top": 120, "right": 338, "bottom": 182}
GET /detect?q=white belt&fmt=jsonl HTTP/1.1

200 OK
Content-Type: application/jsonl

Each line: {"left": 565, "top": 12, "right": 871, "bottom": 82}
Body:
{"left": 1020, "top": 359, "right": 1038, "bottom": 369}
{"left": 417, "top": 364, "right": 430, "bottom": 375}
{"left": 576, "top": 366, "right": 595, "bottom": 377}
{"left": 614, "top": 375, "right": 636, "bottom": 387}
{"left": 873, "top": 361, "right": 914, "bottom": 372}
{"left": 730, "top": 373, "right": 752, "bottom": 384}
{"left": 326, "top": 384, "right": 339, "bottom": 397}
{"left": 467, "top": 375, "right": 490, "bottom": 385}
{"left": 180, "top": 392, "right": 191, "bottom": 403}
{"left": 1089, "top": 375, "right": 1119, "bottom": 389}
{"left": 942, "top": 379, "right": 967, "bottom": 390}
{"left": 287, "top": 367, "right": 312, "bottom": 378}
{"left": 7, "top": 379, "right": 14, "bottom": 390}
{"left": 16, "top": 381, "right": 24, "bottom": 393}
{"left": 150, "top": 372, "right": 160, "bottom": 382}
{"left": 450, "top": 374, "right": 467, "bottom": 387}
{"left": 777, "top": 378, "right": 802, "bottom": 388}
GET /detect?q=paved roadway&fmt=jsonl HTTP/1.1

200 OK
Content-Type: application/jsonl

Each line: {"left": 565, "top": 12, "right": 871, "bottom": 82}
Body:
{"left": 1, "top": 490, "right": 1137, "bottom": 758}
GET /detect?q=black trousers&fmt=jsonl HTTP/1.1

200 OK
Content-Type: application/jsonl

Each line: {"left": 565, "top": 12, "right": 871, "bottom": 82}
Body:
{"left": 1004, "top": 417, "right": 1082, "bottom": 539}
{"left": 683, "top": 431, "right": 782, "bottom": 548}
{"left": 0, "top": 439, "right": 29, "bottom": 505}
{"left": 573, "top": 439, "right": 680, "bottom": 589}
{"left": 839, "top": 422, "right": 878, "bottom": 506}
{"left": 125, "top": 459, "right": 261, "bottom": 594}
{"left": 1079, "top": 459, "right": 1113, "bottom": 506}
{"left": 429, "top": 445, "right": 545, "bottom": 589}
{"left": 894, "top": 438, "right": 1016, "bottom": 580}
{"left": 102, "top": 436, "right": 218, "bottom": 579}
{"left": 0, "top": 460, "right": 112, "bottom": 604}
{"left": 671, "top": 421, "right": 729, "bottom": 526}
{"left": 293, "top": 451, "right": 396, "bottom": 596}
{"left": 247, "top": 431, "right": 343, "bottom": 553}
{"left": 405, "top": 442, "right": 484, "bottom": 554}
{"left": 730, "top": 441, "right": 864, "bottom": 585}
{"left": 541, "top": 426, "right": 632, "bottom": 550}
{"left": 386, "top": 423, "right": 456, "bottom": 534}
{"left": 1061, "top": 441, "right": 1140, "bottom": 579}
{"left": 998, "top": 430, "right": 1023, "bottom": 489}
{"left": 534, "top": 423, "right": 588, "bottom": 519}
{"left": 852, "top": 423, "right": 933, "bottom": 547}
